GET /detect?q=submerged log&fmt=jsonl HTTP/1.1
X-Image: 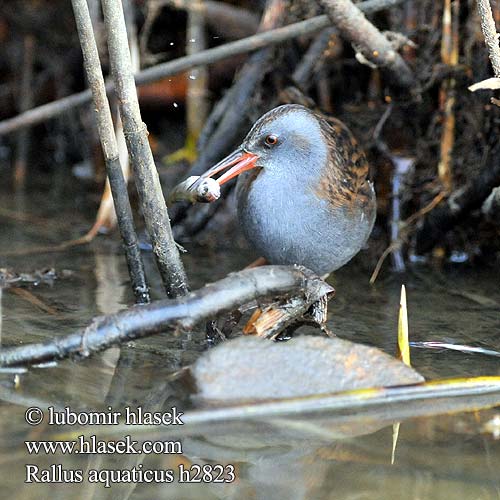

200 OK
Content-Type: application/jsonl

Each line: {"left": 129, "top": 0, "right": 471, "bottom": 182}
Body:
{"left": 0, "top": 266, "right": 333, "bottom": 367}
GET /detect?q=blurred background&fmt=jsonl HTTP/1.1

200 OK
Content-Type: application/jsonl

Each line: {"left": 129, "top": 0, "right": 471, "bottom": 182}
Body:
{"left": 0, "top": 0, "right": 499, "bottom": 273}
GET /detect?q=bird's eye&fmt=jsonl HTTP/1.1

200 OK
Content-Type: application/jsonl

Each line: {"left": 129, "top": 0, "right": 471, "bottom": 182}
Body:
{"left": 264, "top": 134, "right": 279, "bottom": 147}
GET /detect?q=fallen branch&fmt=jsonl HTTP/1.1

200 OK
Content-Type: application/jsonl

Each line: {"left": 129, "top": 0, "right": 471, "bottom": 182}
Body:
{"left": 0, "top": 0, "right": 409, "bottom": 137}
{"left": 318, "top": 0, "right": 414, "bottom": 90}
{"left": 0, "top": 266, "right": 333, "bottom": 367}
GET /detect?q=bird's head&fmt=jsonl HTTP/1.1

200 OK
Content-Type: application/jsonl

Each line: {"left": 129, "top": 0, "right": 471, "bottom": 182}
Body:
{"left": 197, "top": 104, "right": 328, "bottom": 186}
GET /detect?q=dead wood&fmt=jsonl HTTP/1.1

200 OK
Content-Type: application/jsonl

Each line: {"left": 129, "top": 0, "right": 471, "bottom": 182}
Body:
{"left": 318, "top": 0, "right": 414, "bottom": 90}
{"left": 0, "top": 266, "right": 333, "bottom": 367}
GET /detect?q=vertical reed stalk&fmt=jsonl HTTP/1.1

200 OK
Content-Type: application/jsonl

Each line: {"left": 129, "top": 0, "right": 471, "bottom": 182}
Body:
{"left": 100, "top": 0, "right": 189, "bottom": 298}
{"left": 186, "top": 0, "right": 209, "bottom": 144}
{"left": 71, "top": 0, "right": 150, "bottom": 304}
{"left": 437, "top": 0, "right": 459, "bottom": 192}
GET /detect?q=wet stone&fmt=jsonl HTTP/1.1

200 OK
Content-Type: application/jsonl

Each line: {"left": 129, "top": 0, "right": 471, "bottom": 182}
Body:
{"left": 191, "top": 335, "right": 424, "bottom": 403}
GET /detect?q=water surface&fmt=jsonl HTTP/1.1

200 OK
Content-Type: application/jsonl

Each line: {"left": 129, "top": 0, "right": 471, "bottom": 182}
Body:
{"left": 0, "top": 179, "right": 499, "bottom": 499}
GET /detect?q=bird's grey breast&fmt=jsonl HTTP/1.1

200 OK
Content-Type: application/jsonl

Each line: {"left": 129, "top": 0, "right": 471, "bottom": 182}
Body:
{"left": 237, "top": 170, "right": 372, "bottom": 275}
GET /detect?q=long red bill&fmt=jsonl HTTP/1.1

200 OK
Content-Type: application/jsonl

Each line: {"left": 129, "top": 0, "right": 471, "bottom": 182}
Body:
{"left": 198, "top": 149, "right": 259, "bottom": 186}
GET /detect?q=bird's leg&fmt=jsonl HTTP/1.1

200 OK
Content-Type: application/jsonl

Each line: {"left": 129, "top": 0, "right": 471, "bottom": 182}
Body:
{"left": 205, "top": 319, "right": 226, "bottom": 346}
{"left": 205, "top": 308, "right": 243, "bottom": 345}
{"left": 305, "top": 295, "right": 336, "bottom": 338}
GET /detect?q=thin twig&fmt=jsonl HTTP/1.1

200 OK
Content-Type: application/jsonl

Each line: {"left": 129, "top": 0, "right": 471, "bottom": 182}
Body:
{"left": 0, "top": 234, "right": 94, "bottom": 258}
{"left": 0, "top": 266, "right": 332, "bottom": 367}
{"left": 0, "top": 0, "right": 410, "bottom": 137}
{"left": 8, "top": 288, "right": 60, "bottom": 317}
{"left": 404, "top": 190, "right": 447, "bottom": 226}
{"left": 101, "top": 0, "right": 188, "bottom": 298}
{"left": 370, "top": 242, "right": 399, "bottom": 284}
{"left": 71, "top": 0, "right": 150, "bottom": 304}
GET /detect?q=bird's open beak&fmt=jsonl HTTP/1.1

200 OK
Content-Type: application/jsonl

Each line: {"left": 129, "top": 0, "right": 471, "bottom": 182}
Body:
{"left": 199, "top": 149, "right": 259, "bottom": 186}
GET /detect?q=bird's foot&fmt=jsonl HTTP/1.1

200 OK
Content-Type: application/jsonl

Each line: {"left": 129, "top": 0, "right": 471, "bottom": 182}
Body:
{"left": 205, "top": 309, "right": 243, "bottom": 345}
{"left": 320, "top": 324, "right": 336, "bottom": 338}
{"left": 205, "top": 320, "right": 226, "bottom": 346}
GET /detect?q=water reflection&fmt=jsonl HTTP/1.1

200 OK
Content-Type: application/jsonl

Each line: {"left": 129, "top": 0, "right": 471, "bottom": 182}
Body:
{"left": 94, "top": 251, "right": 127, "bottom": 316}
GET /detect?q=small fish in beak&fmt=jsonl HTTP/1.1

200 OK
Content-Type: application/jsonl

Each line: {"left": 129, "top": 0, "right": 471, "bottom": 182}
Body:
{"left": 168, "top": 176, "right": 221, "bottom": 204}
{"left": 169, "top": 149, "right": 260, "bottom": 205}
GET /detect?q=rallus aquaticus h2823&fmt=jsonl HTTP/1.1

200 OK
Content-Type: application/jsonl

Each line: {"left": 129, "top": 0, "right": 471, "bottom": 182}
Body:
{"left": 187, "top": 104, "right": 376, "bottom": 277}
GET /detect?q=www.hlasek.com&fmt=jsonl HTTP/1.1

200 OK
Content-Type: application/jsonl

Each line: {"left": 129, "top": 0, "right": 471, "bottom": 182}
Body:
{"left": 24, "top": 406, "right": 235, "bottom": 488}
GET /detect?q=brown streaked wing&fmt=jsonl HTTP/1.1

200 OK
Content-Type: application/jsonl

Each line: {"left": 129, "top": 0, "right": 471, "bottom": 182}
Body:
{"left": 316, "top": 114, "right": 373, "bottom": 211}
